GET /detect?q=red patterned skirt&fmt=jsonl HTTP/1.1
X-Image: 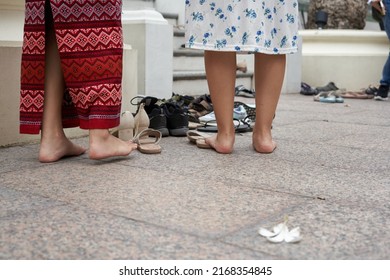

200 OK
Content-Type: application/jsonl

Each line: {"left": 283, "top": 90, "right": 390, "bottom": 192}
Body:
{"left": 20, "top": 0, "right": 123, "bottom": 134}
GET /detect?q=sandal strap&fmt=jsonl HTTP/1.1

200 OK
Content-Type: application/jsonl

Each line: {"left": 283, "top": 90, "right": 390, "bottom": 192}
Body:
{"left": 133, "top": 128, "right": 162, "bottom": 145}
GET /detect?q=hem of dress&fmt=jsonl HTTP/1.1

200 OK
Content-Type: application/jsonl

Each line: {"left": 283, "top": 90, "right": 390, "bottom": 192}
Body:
{"left": 19, "top": 119, "right": 119, "bottom": 135}
{"left": 20, "top": 126, "right": 41, "bottom": 135}
{"left": 19, "top": 119, "right": 81, "bottom": 135}
{"left": 79, "top": 118, "right": 120, "bottom": 130}
{"left": 186, "top": 43, "right": 298, "bottom": 55}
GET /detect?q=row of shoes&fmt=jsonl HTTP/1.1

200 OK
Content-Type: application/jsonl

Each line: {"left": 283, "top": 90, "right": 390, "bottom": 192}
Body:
{"left": 112, "top": 104, "right": 162, "bottom": 154}
{"left": 115, "top": 92, "right": 258, "bottom": 143}
{"left": 300, "top": 81, "right": 342, "bottom": 96}
{"left": 130, "top": 94, "right": 193, "bottom": 137}
{"left": 187, "top": 92, "right": 256, "bottom": 123}
{"left": 191, "top": 97, "right": 256, "bottom": 134}
{"left": 301, "top": 81, "right": 389, "bottom": 101}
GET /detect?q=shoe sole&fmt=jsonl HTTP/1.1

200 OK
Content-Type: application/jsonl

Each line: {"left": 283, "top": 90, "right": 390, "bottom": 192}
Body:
{"left": 169, "top": 127, "right": 189, "bottom": 137}
{"left": 156, "top": 127, "right": 169, "bottom": 137}
{"left": 374, "top": 96, "right": 388, "bottom": 101}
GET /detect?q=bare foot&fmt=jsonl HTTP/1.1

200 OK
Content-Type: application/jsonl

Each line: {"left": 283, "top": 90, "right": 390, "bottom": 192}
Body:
{"left": 39, "top": 136, "right": 86, "bottom": 163}
{"left": 205, "top": 132, "right": 235, "bottom": 154}
{"left": 252, "top": 131, "right": 277, "bottom": 154}
{"left": 89, "top": 129, "right": 138, "bottom": 160}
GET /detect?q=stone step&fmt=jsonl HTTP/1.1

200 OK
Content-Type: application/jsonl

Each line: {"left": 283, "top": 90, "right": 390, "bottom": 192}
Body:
{"left": 173, "top": 27, "right": 185, "bottom": 49}
{"left": 173, "top": 70, "right": 253, "bottom": 96}
{"left": 161, "top": 12, "right": 179, "bottom": 26}
{"left": 173, "top": 48, "right": 204, "bottom": 71}
{"left": 173, "top": 48, "right": 255, "bottom": 72}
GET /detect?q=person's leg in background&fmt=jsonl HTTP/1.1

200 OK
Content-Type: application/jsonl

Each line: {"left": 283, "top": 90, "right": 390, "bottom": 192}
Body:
{"left": 376, "top": 0, "right": 390, "bottom": 100}
{"left": 252, "top": 53, "right": 286, "bottom": 153}
{"left": 204, "top": 50, "right": 237, "bottom": 154}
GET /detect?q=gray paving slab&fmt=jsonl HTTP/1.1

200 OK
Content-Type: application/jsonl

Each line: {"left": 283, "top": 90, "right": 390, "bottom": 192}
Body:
{"left": 222, "top": 201, "right": 390, "bottom": 259}
{"left": 0, "top": 159, "right": 311, "bottom": 238}
{"left": 0, "top": 93, "right": 389, "bottom": 260}
{"left": 0, "top": 145, "right": 38, "bottom": 174}
{"left": 0, "top": 186, "right": 65, "bottom": 218}
{"left": 0, "top": 205, "right": 273, "bottom": 259}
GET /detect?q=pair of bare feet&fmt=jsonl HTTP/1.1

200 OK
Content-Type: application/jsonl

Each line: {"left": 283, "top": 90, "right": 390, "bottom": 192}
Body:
{"left": 38, "top": 129, "right": 138, "bottom": 163}
{"left": 204, "top": 131, "right": 276, "bottom": 154}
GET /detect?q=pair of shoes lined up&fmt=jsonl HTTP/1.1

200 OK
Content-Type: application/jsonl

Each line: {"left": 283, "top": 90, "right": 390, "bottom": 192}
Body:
{"left": 301, "top": 81, "right": 344, "bottom": 96}
{"left": 131, "top": 95, "right": 190, "bottom": 137}
{"left": 113, "top": 104, "right": 162, "bottom": 154}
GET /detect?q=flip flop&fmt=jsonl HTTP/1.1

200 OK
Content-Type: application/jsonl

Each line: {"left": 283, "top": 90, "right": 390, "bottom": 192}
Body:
{"left": 234, "top": 118, "right": 252, "bottom": 133}
{"left": 340, "top": 91, "right": 374, "bottom": 99}
{"left": 195, "top": 138, "right": 211, "bottom": 149}
{"left": 188, "top": 121, "right": 202, "bottom": 130}
{"left": 186, "top": 130, "right": 211, "bottom": 144}
{"left": 197, "top": 119, "right": 253, "bottom": 133}
{"left": 197, "top": 120, "right": 218, "bottom": 133}
{"left": 186, "top": 131, "right": 212, "bottom": 149}
{"left": 133, "top": 128, "right": 162, "bottom": 154}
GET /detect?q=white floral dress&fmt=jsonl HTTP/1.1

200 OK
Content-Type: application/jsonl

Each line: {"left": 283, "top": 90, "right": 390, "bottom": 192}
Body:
{"left": 185, "top": 0, "right": 299, "bottom": 54}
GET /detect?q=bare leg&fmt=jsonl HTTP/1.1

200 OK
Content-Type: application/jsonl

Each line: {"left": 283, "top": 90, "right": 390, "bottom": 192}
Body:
{"left": 253, "top": 53, "right": 286, "bottom": 153}
{"left": 39, "top": 2, "right": 86, "bottom": 163}
{"left": 40, "top": 1, "right": 137, "bottom": 162}
{"left": 204, "top": 51, "right": 236, "bottom": 154}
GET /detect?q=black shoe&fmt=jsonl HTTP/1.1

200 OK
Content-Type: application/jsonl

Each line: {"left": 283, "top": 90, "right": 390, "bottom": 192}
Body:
{"left": 169, "top": 92, "right": 194, "bottom": 109}
{"left": 300, "top": 82, "right": 318, "bottom": 96}
{"left": 163, "top": 102, "right": 189, "bottom": 136}
{"left": 316, "top": 82, "right": 339, "bottom": 92}
{"left": 365, "top": 85, "right": 378, "bottom": 96}
{"left": 132, "top": 96, "right": 169, "bottom": 137}
{"left": 374, "top": 85, "right": 389, "bottom": 101}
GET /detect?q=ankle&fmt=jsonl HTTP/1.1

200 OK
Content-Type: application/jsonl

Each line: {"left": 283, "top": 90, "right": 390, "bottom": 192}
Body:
{"left": 252, "top": 130, "right": 276, "bottom": 153}
{"left": 89, "top": 129, "right": 110, "bottom": 143}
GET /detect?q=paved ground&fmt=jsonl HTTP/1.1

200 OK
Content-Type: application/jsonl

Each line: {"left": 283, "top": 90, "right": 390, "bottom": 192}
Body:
{"left": 1, "top": 93, "right": 389, "bottom": 260}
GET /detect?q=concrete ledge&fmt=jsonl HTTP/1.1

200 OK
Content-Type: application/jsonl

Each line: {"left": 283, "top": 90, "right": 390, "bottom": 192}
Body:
{"left": 300, "top": 29, "right": 389, "bottom": 90}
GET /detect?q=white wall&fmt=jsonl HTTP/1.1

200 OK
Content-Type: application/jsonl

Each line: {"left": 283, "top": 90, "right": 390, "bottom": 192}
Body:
{"left": 300, "top": 30, "right": 389, "bottom": 90}
{"left": 0, "top": 0, "right": 24, "bottom": 42}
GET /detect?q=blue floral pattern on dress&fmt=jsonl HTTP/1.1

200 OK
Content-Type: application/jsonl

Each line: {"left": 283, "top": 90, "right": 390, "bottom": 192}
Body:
{"left": 185, "top": 0, "right": 299, "bottom": 54}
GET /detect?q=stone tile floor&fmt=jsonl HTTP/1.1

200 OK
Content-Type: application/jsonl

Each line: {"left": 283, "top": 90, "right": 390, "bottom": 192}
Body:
{"left": 1, "top": 93, "right": 389, "bottom": 259}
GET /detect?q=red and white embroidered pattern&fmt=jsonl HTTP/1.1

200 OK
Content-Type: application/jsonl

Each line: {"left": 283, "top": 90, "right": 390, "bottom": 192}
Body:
{"left": 20, "top": 0, "right": 123, "bottom": 134}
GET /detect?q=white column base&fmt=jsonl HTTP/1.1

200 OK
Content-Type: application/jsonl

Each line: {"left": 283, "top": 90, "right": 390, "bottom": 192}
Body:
{"left": 122, "top": 9, "right": 173, "bottom": 100}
